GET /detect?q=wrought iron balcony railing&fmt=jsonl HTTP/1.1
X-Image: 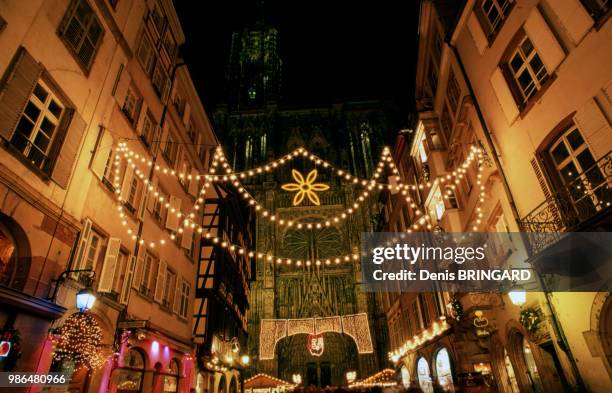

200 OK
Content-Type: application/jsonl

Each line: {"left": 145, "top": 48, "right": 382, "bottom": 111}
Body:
{"left": 519, "top": 151, "right": 611, "bottom": 255}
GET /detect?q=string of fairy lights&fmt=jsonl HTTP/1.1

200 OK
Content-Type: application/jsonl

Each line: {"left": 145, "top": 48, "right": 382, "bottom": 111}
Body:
{"left": 112, "top": 141, "right": 486, "bottom": 267}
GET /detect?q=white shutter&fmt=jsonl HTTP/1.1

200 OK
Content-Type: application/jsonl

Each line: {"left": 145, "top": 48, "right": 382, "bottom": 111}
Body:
{"left": 548, "top": 0, "right": 592, "bottom": 45}
{"left": 132, "top": 250, "right": 145, "bottom": 290}
{"left": 467, "top": 13, "right": 488, "bottom": 55}
{"left": 71, "top": 218, "right": 93, "bottom": 277}
{"left": 147, "top": 177, "right": 158, "bottom": 212}
{"left": 490, "top": 67, "right": 519, "bottom": 124}
{"left": 138, "top": 185, "right": 148, "bottom": 220}
{"left": 173, "top": 278, "right": 182, "bottom": 313}
{"left": 120, "top": 165, "right": 134, "bottom": 201}
{"left": 181, "top": 222, "right": 194, "bottom": 250}
{"left": 574, "top": 98, "right": 611, "bottom": 159}
{"left": 154, "top": 260, "right": 167, "bottom": 303}
{"left": 188, "top": 168, "right": 199, "bottom": 196}
{"left": 91, "top": 128, "right": 113, "bottom": 179}
{"left": 114, "top": 65, "right": 130, "bottom": 105}
{"left": 524, "top": 8, "right": 565, "bottom": 73}
{"left": 166, "top": 196, "right": 181, "bottom": 230}
{"left": 98, "top": 238, "right": 121, "bottom": 292}
{"left": 120, "top": 256, "right": 137, "bottom": 304}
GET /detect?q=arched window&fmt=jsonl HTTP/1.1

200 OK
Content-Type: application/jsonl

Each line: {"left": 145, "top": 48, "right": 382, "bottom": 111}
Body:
{"left": 0, "top": 214, "right": 30, "bottom": 290}
{"left": 417, "top": 357, "right": 433, "bottom": 393}
{"left": 503, "top": 348, "right": 520, "bottom": 393}
{"left": 522, "top": 338, "right": 544, "bottom": 393}
{"left": 0, "top": 221, "right": 17, "bottom": 287}
{"left": 116, "top": 348, "right": 145, "bottom": 393}
{"left": 162, "top": 359, "right": 179, "bottom": 392}
{"left": 435, "top": 348, "right": 455, "bottom": 392}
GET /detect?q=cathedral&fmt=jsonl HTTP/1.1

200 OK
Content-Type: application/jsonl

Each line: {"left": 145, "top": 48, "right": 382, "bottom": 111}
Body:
{"left": 213, "top": 7, "right": 396, "bottom": 388}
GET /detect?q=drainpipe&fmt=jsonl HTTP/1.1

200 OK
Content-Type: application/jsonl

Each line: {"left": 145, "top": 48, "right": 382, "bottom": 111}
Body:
{"left": 448, "top": 43, "right": 587, "bottom": 393}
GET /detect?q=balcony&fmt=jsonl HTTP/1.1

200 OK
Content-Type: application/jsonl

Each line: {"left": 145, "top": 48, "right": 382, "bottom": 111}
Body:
{"left": 519, "top": 151, "right": 611, "bottom": 256}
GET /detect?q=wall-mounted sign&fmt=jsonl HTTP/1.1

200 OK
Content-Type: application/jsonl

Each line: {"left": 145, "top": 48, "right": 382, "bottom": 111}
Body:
{"left": 0, "top": 340, "right": 12, "bottom": 357}
{"left": 307, "top": 334, "right": 324, "bottom": 356}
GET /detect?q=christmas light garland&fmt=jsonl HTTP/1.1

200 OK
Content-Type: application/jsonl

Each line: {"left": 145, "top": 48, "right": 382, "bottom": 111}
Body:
{"left": 52, "top": 313, "right": 105, "bottom": 370}
{"left": 112, "top": 142, "right": 486, "bottom": 266}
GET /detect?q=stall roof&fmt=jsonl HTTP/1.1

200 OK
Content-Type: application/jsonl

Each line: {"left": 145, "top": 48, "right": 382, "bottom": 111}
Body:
{"left": 244, "top": 373, "right": 295, "bottom": 389}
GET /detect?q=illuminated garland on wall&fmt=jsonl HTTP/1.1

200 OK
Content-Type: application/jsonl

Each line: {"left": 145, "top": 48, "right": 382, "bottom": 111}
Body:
{"left": 389, "top": 317, "right": 450, "bottom": 363}
{"left": 112, "top": 142, "right": 486, "bottom": 266}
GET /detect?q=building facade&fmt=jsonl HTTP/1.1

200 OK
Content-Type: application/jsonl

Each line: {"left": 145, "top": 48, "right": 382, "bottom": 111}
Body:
{"left": 0, "top": 1, "right": 251, "bottom": 393}
{"left": 383, "top": 1, "right": 611, "bottom": 393}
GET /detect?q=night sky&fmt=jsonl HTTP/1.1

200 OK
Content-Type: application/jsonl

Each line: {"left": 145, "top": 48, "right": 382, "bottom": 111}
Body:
{"left": 175, "top": 0, "right": 420, "bottom": 125}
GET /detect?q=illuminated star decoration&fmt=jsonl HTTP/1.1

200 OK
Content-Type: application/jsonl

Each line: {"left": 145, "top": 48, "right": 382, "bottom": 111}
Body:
{"left": 281, "top": 169, "right": 330, "bottom": 206}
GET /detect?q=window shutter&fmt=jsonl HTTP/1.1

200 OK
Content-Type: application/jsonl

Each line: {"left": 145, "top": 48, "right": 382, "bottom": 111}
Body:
{"left": 154, "top": 260, "right": 167, "bottom": 303}
{"left": 136, "top": 101, "right": 148, "bottom": 133}
{"left": 490, "top": 67, "right": 519, "bottom": 124}
{"left": 98, "top": 238, "right": 121, "bottom": 292}
{"left": 120, "top": 165, "right": 134, "bottom": 202}
{"left": 188, "top": 168, "right": 199, "bottom": 196}
{"left": 138, "top": 187, "right": 148, "bottom": 221}
{"left": 71, "top": 218, "right": 93, "bottom": 278}
{"left": 524, "top": 8, "right": 565, "bottom": 73}
{"left": 467, "top": 13, "right": 488, "bottom": 55}
{"left": 132, "top": 250, "right": 145, "bottom": 290}
{"left": 183, "top": 102, "right": 191, "bottom": 126}
{"left": 0, "top": 48, "right": 43, "bottom": 140}
{"left": 173, "top": 278, "right": 182, "bottom": 313}
{"left": 181, "top": 222, "right": 194, "bottom": 250}
{"left": 50, "top": 109, "right": 86, "bottom": 189}
{"left": 530, "top": 156, "right": 554, "bottom": 202}
{"left": 574, "top": 98, "right": 611, "bottom": 159}
{"left": 548, "top": 0, "right": 592, "bottom": 45}
{"left": 166, "top": 195, "right": 181, "bottom": 230}
{"left": 114, "top": 65, "right": 130, "bottom": 105}
{"left": 91, "top": 127, "right": 114, "bottom": 179}
{"left": 147, "top": 177, "right": 158, "bottom": 212}
{"left": 152, "top": 125, "right": 162, "bottom": 154}
{"left": 120, "top": 255, "right": 137, "bottom": 304}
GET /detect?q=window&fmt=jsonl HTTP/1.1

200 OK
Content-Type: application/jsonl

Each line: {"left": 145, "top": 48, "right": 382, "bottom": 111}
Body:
{"left": 427, "top": 185, "right": 446, "bottom": 223}
{"left": 59, "top": 0, "right": 103, "bottom": 71}
{"left": 179, "top": 279, "right": 190, "bottom": 318}
{"left": 115, "top": 349, "right": 144, "bottom": 393}
{"left": 150, "top": 2, "right": 166, "bottom": 35}
{"left": 141, "top": 111, "right": 157, "bottom": 147}
{"left": 10, "top": 81, "right": 64, "bottom": 170}
{"left": 444, "top": 185, "right": 459, "bottom": 209}
{"left": 125, "top": 176, "right": 142, "bottom": 214}
{"left": 418, "top": 133, "right": 428, "bottom": 163}
{"left": 446, "top": 69, "right": 461, "bottom": 114}
{"left": 187, "top": 118, "right": 196, "bottom": 142}
{"left": 122, "top": 86, "right": 142, "bottom": 125}
{"left": 84, "top": 230, "right": 103, "bottom": 272}
{"left": 418, "top": 294, "right": 430, "bottom": 326}
{"left": 162, "top": 359, "right": 179, "bottom": 393}
{"left": 580, "top": 0, "right": 610, "bottom": 22}
{"left": 111, "top": 250, "right": 128, "bottom": 294}
{"left": 547, "top": 125, "right": 605, "bottom": 207}
{"left": 163, "top": 132, "right": 178, "bottom": 165}
{"left": 163, "top": 270, "right": 176, "bottom": 309}
{"left": 140, "top": 252, "right": 157, "bottom": 297}
{"left": 428, "top": 57, "right": 439, "bottom": 97}
{"left": 152, "top": 62, "right": 169, "bottom": 100}
{"left": 137, "top": 34, "right": 155, "bottom": 75}
{"left": 435, "top": 348, "right": 455, "bottom": 392}
{"left": 440, "top": 105, "right": 453, "bottom": 142}
{"left": 101, "top": 147, "right": 115, "bottom": 190}
{"left": 412, "top": 300, "right": 424, "bottom": 331}
{"left": 163, "top": 30, "right": 177, "bottom": 61}
{"left": 508, "top": 36, "right": 549, "bottom": 103}
{"left": 417, "top": 357, "right": 433, "bottom": 393}
{"left": 179, "top": 160, "right": 191, "bottom": 189}
{"left": 153, "top": 188, "right": 169, "bottom": 223}
{"left": 480, "top": 0, "right": 513, "bottom": 35}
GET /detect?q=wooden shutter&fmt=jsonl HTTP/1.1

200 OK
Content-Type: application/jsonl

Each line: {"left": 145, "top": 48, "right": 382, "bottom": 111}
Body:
{"left": 147, "top": 177, "right": 158, "bottom": 212}
{"left": 98, "top": 238, "right": 121, "bottom": 292}
{"left": 114, "top": 64, "right": 130, "bottom": 105}
{"left": 490, "top": 67, "right": 519, "bottom": 124}
{"left": 0, "top": 47, "right": 43, "bottom": 140}
{"left": 173, "top": 278, "right": 182, "bottom": 313}
{"left": 132, "top": 249, "right": 145, "bottom": 290}
{"left": 71, "top": 218, "right": 93, "bottom": 278}
{"left": 524, "top": 8, "right": 565, "bottom": 73}
{"left": 138, "top": 185, "right": 148, "bottom": 220}
{"left": 530, "top": 156, "right": 554, "bottom": 202}
{"left": 183, "top": 102, "right": 191, "bottom": 125}
{"left": 120, "top": 255, "right": 137, "bottom": 304}
{"left": 467, "top": 13, "right": 488, "bottom": 55}
{"left": 154, "top": 260, "right": 167, "bottom": 302}
{"left": 574, "top": 98, "right": 611, "bottom": 159}
{"left": 137, "top": 101, "right": 148, "bottom": 134}
{"left": 91, "top": 127, "right": 114, "bottom": 179}
{"left": 120, "top": 165, "right": 134, "bottom": 201}
{"left": 165, "top": 195, "right": 181, "bottom": 230}
{"left": 51, "top": 109, "right": 86, "bottom": 189}
{"left": 188, "top": 168, "right": 199, "bottom": 196}
{"left": 181, "top": 222, "right": 194, "bottom": 250}
{"left": 548, "top": 0, "right": 592, "bottom": 45}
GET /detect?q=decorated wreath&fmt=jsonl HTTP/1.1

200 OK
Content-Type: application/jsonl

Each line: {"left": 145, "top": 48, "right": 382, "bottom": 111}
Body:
{"left": 519, "top": 308, "right": 542, "bottom": 333}
{"left": 0, "top": 326, "right": 22, "bottom": 371}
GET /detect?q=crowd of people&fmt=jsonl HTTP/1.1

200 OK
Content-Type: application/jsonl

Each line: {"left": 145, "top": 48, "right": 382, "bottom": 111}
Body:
{"left": 289, "top": 381, "right": 497, "bottom": 393}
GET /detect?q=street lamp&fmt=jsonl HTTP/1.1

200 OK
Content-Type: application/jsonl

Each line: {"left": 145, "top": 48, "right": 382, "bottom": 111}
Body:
{"left": 508, "top": 285, "right": 526, "bottom": 306}
{"left": 76, "top": 286, "right": 96, "bottom": 312}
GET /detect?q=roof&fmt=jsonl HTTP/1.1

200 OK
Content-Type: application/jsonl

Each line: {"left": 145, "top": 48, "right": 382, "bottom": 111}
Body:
{"left": 244, "top": 374, "right": 294, "bottom": 389}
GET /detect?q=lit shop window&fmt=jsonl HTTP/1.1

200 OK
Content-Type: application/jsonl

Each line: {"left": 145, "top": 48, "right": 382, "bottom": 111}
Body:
{"left": 417, "top": 357, "right": 433, "bottom": 393}
{"left": 435, "top": 348, "right": 455, "bottom": 392}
